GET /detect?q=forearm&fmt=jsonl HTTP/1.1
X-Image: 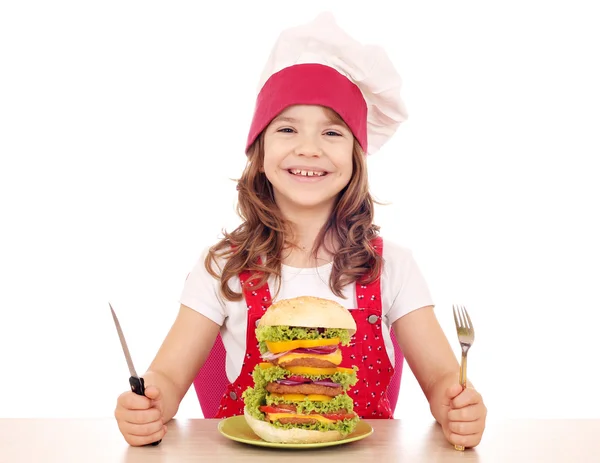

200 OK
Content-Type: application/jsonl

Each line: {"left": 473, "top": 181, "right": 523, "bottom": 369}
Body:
{"left": 142, "top": 369, "right": 184, "bottom": 423}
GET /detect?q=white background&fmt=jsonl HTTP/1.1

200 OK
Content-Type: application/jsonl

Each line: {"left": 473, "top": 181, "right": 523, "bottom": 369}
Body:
{"left": 1, "top": 0, "right": 599, "bottom": 421}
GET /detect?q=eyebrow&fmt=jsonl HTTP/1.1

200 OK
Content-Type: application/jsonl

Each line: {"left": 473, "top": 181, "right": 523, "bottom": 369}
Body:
{"left": 271, "top": 116, "right": 299, "bottom": 124}
{"left": 271, "top": 115, "right": 347, "bottom": 127}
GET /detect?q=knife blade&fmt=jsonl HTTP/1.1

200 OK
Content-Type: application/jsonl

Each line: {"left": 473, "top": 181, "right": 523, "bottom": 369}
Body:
{"left": 109, "top": 302, "right": 161, "bottom": 446}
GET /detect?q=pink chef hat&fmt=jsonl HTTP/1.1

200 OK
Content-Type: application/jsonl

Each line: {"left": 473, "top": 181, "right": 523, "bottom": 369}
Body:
{"left": 245, "top": 12, "right": 408, "bottom": 156}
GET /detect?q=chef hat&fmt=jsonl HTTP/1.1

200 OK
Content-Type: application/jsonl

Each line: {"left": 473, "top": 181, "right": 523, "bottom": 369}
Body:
{"left": 245, "top": 12, "right": 408, "bottom": 155}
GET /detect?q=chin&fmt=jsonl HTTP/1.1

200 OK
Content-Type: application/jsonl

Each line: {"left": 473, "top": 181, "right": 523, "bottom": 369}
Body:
{"left": 279, "top": 193, "right": 340, "bottom": 211}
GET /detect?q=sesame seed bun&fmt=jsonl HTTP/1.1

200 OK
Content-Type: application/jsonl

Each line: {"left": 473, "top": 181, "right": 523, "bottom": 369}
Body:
{"left": 257, "top": 296, "right": 356, "bottom": 335}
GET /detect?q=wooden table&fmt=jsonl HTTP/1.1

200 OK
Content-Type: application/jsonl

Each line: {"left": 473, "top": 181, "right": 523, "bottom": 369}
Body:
{"left": 1, "top": 418, "right": 598, "bottom": 462}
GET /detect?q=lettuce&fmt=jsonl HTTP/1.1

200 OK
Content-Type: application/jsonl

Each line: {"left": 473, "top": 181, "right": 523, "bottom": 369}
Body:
{"left": 256, "top": 326, "right": 351, "bottom": 353}
{"left": 266, "top": 392, "right": 354, "bottom": 414}
{"left": 241, "top": 386, "right": 267, "bottom": 420}
{"left": 251, "top": 365, "right": 288, "bottom": 389}
{"left": 251, "top": 365, "right": 358, "bottom": 390}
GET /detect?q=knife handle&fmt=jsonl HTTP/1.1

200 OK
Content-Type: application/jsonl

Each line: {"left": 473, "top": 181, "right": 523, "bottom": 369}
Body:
{"left": 129, "top": 376, "right": 162, "bottom": 446}
{"left": 129, "top": 376, "right": 146, "bottom": 395}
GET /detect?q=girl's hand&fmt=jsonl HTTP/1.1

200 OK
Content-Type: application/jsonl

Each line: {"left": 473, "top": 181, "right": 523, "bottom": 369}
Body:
{"left": 114, "top": 385, "right": 167, "bottom": 446}
{"left": 443, "top": 384, "right": 487, "bottom": 448}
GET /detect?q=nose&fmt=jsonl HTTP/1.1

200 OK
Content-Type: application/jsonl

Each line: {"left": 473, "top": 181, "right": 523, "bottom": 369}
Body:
{"left": 293, "top": 133, "right": 323, "bottom": 157}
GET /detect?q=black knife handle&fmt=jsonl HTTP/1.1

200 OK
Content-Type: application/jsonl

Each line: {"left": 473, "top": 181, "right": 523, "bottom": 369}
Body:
{"left": 129, "top": 376, "right": 162, "bottom": 446}
{"left": 129, "top": 376, "right": 146, "bottom": 395}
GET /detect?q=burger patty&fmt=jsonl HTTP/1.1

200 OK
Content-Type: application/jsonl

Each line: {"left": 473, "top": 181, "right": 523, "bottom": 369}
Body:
{"left": 266, "top": 382, "right": 343, "bottom": 397}
{"left": 276, "top": 357, "right": 338, "bottom": 368}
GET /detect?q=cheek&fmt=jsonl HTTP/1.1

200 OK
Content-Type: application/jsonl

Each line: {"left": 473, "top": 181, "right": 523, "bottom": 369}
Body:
{"left": 261, "top": 155, "right": 282, "bottom": 183}
{"left": 339, "top": 169, "right": 353, "bottom": 185}
{"left": 330, "top": 164, "right": 352, "bottom": 189}
{"left": 262, "top": 141, "right": 286, "bottom": 172}
{"left": 261, "top": 150, "right": 276, "bottom": 172}
{"left": 335, "top": 150, "right": 354, "bottom": 179}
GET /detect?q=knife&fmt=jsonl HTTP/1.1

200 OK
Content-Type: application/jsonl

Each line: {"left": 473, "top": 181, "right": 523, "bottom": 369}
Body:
{"left": 109, "top": 302, "right": 161, "bottom": 446}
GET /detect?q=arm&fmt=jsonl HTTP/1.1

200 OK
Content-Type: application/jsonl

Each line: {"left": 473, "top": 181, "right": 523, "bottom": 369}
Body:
{"left": 142, "top": 304, "right": 220, "bottom": 423}
{"left": 392, "top": 305, "right": 486, "bottom": 448}
{"left": 392, "top": 306, "right": 459, "bottom": 425}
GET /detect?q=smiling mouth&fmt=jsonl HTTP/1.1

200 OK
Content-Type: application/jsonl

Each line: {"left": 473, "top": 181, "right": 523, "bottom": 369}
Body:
{"left": 288, "top": 169, "right": 328, "bottom": 177}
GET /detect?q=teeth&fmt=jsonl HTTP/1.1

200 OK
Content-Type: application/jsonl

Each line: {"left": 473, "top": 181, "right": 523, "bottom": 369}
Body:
{"left": 290, "top": 169, "right": 325, "bottom": 177}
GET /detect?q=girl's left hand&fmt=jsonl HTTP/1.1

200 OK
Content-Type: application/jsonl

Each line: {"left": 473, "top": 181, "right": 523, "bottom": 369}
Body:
{"left": 443, "top": 384, "right": 487, "bottom": 448}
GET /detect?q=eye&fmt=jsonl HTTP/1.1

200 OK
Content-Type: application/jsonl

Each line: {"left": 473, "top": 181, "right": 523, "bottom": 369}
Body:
{"left": 277, "top": 127, "right": 295, "bottom": 133}
{"left": 325, "top": 130, "right": 342, "bottom": 137}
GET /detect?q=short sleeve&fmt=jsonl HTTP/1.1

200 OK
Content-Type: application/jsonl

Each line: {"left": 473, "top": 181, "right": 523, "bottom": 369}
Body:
{"left": 179, "top": 247, "right": 227, "bottom": 326}
{"left": 383, "top": 242, "right": 435, "bottom": 325}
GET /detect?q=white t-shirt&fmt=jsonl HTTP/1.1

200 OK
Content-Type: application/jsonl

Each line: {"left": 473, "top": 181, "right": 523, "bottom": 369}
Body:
{"left": 180, "top": 238, "right": 434, "bottom": 383}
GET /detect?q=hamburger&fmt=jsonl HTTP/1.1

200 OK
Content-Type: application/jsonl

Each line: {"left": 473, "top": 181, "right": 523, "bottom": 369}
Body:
{"left": 242, "top": 296, "right": 359, "bottom": 444}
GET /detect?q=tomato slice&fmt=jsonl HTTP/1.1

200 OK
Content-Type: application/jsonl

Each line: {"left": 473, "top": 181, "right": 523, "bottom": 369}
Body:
{"left": 259, "top": 405, "right": 296, "bottom": 414}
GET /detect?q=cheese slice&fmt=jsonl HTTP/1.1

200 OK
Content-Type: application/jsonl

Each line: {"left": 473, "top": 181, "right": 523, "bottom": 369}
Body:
{"left": 285, "top": 365, "right": 337, "bottom": 375}
{"left": 269, "top": 392, "right": 333, "bottom": 402}
{"left": 276, "top": 349, "right": 342, "bottom": 366}
{"left": 266, "top": 412, "right": 335, "bottom": 424}
{"left": 259, "top": 362, "right": 274, "bottom": 369}
{"left": 336, "top": 367, "right": 355, "bottom": 375}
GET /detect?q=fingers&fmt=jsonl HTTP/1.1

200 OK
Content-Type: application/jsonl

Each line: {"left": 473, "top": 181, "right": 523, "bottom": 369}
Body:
{"left": 447, "top": 429, "right": 483, "bottom": 449}
{"left": 115, "top": 389, "right": 166, "bottom": 446}
{"left": 118, "top": 390, "right": 154, "bottom": 410}
{"left": 445, "top": 414, "right": 485, "bottom": 449}
{"left": 119, "top": 422, "right": 167, "bottom": 447}
{"left": 115, "top": 405, "right": 162, "bottom": 425}
{"left": 119, "top": 418, "right": 164, "bottom": 437}
{"left": 144, "top": 385, "right": 161, "bottom": 401}
{"left": 450, "top": 387, "right": 482, "bottom": 409}
{"left": 445, "top": 393, "right": 487, "bottom": 448}
{"left": 448, "top": 402, "right": 487, "bottom": 422}
{"left": 445, "top": 383, "right": 464, "bottom": 401}
{"left": 448, "top": 418, "right": 485, "bottom": 436}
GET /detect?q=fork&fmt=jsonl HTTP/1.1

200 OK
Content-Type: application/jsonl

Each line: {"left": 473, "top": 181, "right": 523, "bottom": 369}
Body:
{"left": 452, "top": 304, "right": 475, "bottom": 451}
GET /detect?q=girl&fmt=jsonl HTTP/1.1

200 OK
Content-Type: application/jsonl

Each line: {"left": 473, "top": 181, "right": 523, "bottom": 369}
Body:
{"left": 114, "top": 13, "right": 487, "bottom": 449}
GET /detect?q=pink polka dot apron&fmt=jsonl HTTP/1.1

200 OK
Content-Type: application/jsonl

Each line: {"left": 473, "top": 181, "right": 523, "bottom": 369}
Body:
{"left": 214, "top": 237, "right": 397, "bottom": 419}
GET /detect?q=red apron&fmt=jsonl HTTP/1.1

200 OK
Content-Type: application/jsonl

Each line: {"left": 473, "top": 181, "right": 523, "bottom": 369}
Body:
{"left": 213, "top": 237, "right": 396, "bottom": 419}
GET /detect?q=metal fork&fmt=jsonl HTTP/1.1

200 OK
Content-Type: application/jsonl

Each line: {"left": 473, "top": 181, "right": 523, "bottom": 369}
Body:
{"left": 452, "top": 304, "right": 475, "bottom": 451}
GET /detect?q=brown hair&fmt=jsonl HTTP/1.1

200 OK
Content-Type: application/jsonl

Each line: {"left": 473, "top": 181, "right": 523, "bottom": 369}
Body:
{"left": 204, "top": 109, "right": 383, "bottom": 302}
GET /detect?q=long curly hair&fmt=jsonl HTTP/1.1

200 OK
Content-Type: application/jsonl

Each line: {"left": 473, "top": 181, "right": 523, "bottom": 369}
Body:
{"left": 204, "top": 110, "right": 383, "bottom": 302}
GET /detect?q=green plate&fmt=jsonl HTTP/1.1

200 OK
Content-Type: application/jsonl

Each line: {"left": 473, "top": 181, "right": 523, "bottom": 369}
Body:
{"left": 217, "top": 416, "right": 373, "bottom": 449}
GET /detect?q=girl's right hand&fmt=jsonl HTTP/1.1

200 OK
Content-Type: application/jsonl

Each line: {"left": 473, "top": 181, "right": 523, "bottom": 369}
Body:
{"left": 114, "top": 385, "right": 167, "bottom": 446}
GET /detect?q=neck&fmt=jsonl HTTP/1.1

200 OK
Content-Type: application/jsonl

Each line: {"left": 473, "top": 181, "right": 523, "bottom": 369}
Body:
{"left": 279, "top": 203, "right": 335, "bottom": 267}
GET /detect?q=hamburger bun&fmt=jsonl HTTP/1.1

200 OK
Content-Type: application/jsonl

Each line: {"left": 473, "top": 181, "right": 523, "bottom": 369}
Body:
{"left": 243, "top": 407, "right": 345, "bottom": 444}
{"left": 257, "top": 296, "right": 356, "bottom": 336}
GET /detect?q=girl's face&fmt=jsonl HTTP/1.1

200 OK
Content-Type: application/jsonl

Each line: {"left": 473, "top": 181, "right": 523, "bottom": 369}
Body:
{"left": 262, "top": 105, "right": 354, "bottom": 215}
